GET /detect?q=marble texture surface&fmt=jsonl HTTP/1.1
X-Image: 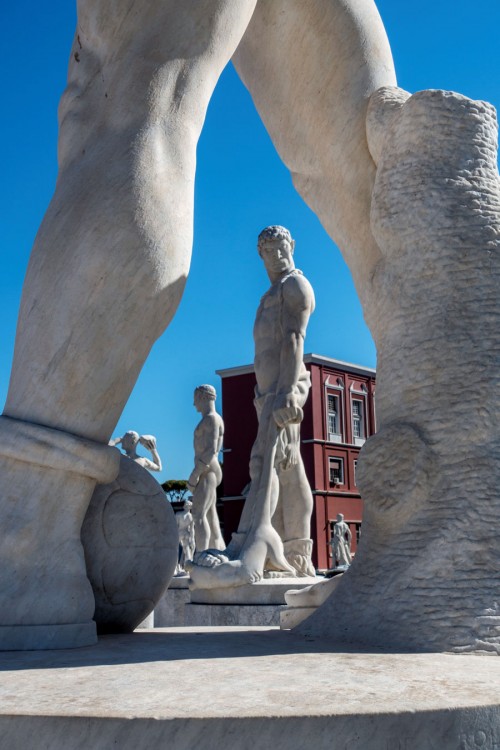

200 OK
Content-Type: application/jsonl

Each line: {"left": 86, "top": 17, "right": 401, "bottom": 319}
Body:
{"left": 190, "top": 577, "right": 319, "bottom": 605}
{"left": 154, "top": 576, "right": 191, "bottom": 628}
{"left": 184, "top": 603, "right": 285, "bottom": 626}
{"left": 0, "top": 628, "right": 499, "bottom": 750}
{"left": 297, "top": 87, "right": 500, "bottom": 653}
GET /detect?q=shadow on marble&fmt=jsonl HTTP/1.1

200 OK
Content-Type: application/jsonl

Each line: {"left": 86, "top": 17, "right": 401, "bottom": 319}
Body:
{"left": 0, "top": 627, "right": 470, "bottom": 672}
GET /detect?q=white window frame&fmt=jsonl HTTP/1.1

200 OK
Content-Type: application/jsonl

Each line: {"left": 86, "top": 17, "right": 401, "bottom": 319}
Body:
{"left": 328, "top": 457, "right": 344, "bottom": 486}
{"left": 326, "top": 393, "right": 342, "bottom": 443}
{"left": 324, "top": 376, "right": 345, "bottom": 444}
{"left": 351, "top": 397, "right": 366, "bottom": 446}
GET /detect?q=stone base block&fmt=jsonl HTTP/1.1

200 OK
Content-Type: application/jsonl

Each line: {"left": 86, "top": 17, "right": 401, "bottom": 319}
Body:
{"left": 185, "top": 602, "right": 285, "bottom": 626}
{"left": 1, "top": 627, "right": 500, "bottom": 750}
{"left": 0, "top": 621, "right": 97, "bottom": 651}
{"left": 136, "top": 612, "right": 154, "bottom": 629}
{"left": 190, "top": 576, "right": 318, "bottom": 605}
{"left": 186, "top": 577, "right": 319, "bottom": 627}
{"left": 154, "top": 575, "right": 191, "bottom": 627}
{"left": 280, "top": 606, "right": 316, "bottom": 629}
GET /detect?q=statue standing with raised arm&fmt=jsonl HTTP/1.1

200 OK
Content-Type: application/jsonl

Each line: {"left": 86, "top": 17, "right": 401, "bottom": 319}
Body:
{"left": 109, "top": 431, "right": 162, "bottom": 473}
{"left": 188, "top": 385, "right": 225, "bottom": 555}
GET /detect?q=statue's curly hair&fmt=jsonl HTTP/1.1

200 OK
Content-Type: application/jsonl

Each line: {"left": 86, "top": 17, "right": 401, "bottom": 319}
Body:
{"left": 195, "top": 384, "right": 216, "bottom": 401}
{"left": 257, "top": 225, "right": 293, "bottom": 253}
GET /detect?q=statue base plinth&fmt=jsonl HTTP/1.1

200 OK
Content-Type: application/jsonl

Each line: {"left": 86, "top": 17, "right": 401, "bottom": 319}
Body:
{"left": 186, "top": 577, "right": 318, "bottom": 627}
{"left": 1, "top": 627, "right": 499, "bottom": 750}
{"left": 0, "top": 621, "right": 97, "bottom": 651}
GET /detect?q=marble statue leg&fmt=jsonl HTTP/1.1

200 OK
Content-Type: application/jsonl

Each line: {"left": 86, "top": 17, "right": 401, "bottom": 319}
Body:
{"left": 234, "top": 4, "right": 499, "bottom": 652}
{"left": 0, "top": 0, "right": 257, "bottom": 650}
{"left": 297, "top": 88, "right": 500, "bottom": 653}
{"left": 192, "top": 472, "right": 223, "bottom": 552}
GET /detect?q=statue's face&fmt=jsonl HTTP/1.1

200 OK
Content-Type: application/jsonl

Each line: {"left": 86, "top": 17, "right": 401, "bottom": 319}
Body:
{"left": 193, "top": 390, "right": 204, "bottom": 412}
{"left": 122, "top": 431, "right": 139, "bottom": 452}
{"left": 259, "top": 238, "right": 295, "bottom": 279}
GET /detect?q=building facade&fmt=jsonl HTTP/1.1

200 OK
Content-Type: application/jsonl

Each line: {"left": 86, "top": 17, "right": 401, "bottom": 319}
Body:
{"left": 217, "top": 353, "right": 376, "bottom": 571}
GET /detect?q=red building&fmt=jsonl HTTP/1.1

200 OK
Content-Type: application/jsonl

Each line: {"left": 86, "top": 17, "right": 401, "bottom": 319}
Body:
{"left": 217, "top": 353, "right": 376, "bottom": 572}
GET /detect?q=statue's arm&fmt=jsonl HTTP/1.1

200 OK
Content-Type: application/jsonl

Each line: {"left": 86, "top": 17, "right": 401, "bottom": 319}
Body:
{"left": 138, "top": 435, "right": 162, "bottom": 472}
{"left": 188, "top": 417, "right": 219, "bottom": 488}
{"left": 108, "top": 436, "right": 123, "bottom": 447}
{"left": 273, "top": 275, "right": 314, "bottom": 427}
{"left": 196, "top": 416, "right": 222, "bottom": 466}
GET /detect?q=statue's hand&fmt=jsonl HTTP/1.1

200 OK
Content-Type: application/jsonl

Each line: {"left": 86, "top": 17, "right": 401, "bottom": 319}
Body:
{"left": 139, "top": 434, "right": 157, "bottom": 451}
{"left": 281, "top": 440, "right": 300, "bottom": 469}
{"left": 273, "top": 394, "right": 303, "bottom": 428}
{"left": 187, "top": 471, "right": 198, "bottom": 491}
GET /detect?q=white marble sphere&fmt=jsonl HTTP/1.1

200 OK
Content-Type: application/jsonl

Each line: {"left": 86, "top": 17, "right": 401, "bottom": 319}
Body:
{"left": 81, "top": 456, "right": 178, "bottom": 633}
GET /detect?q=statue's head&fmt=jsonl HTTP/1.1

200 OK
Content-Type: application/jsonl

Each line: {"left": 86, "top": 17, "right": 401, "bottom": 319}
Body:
{"left": 257, "top": 225, "right": 295, "bottom": 281}
{"left": 194, "top": 384, "right": 216, "bottom": 412}
{"left": 121, "top": 430, "right": 140, "bottom": 453}
{"left": 184, "top": 499, "right": 193, "bottom": 509}
{"left": 336, "top": 513, "right": 344, "bottom": 522}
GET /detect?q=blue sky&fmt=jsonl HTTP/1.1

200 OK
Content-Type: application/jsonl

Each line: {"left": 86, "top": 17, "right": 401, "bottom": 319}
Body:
{"left": 1, "top": 1, "right": 499, "bottom": 481}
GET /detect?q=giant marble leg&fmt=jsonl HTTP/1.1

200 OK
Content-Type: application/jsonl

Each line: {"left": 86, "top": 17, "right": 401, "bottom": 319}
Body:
{"left": 235, "top": 3, "right": 500, "bottom": 652}
{"left": 0, "top": 0, "right": 257, "bottom": 650}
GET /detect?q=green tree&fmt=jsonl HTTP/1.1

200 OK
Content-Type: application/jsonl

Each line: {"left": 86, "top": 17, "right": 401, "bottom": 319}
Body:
{"left": 161, "top": 479, "right": 190, "bottom": 503}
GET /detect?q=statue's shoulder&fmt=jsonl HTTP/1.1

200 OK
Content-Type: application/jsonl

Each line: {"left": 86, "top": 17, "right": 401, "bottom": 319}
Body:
{"left": 281, "top": 269, "right": 315, "bottom": 310}
{"left": 203, "top": 412, "right": 223, "bottom": 427}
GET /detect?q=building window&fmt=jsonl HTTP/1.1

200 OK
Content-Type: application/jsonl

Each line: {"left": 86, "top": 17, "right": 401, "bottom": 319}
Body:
{"left": 327, "top": 394, "right": 342, "bottom": 442}
{"left": 352, "top": 399, "right": 365, "bottom": 444}
{"left": 353, "top": 459, "right": 358, "bottom": 486}
{"left": 329, "top": 457, "right": 344, "bottom": 486}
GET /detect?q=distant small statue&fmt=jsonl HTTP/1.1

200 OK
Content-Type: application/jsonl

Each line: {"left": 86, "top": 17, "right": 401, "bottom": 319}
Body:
{"left": 175, "top": 499, "right": 195, "bottom": 573}
{"left": 187, "top": 385, "right": 225, "bottom": 554}
{"left": 330, "top": 513, "right": 352, "bottom": 568}
{"left": 109, "top": 431, "right": 162, "bottom": 472}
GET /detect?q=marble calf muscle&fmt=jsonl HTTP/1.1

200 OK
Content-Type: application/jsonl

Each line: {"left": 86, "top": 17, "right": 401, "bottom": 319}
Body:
{"left": 0, "top": 0, "right": 498, "bottom": 653}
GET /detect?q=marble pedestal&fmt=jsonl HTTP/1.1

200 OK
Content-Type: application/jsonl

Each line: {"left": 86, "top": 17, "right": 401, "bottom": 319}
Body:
{"left": 1, "top": 627, "right": 499, "bottom": 750}
{"left": 186, "top": 577, "right": 318, "bottom": 627}
{"left": 154, "top": 574, "right": 191, "bottom": 627}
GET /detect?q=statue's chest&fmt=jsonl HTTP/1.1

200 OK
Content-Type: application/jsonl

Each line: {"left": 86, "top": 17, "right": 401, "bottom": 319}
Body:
{"left": 255, "top": 286, "right": 281, "bottom": 336}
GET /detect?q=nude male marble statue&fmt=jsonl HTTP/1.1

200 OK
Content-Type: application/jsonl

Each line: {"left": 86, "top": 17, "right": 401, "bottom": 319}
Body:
{"left": 175, "top": 499, "right": 195, "bottom": 573}
{"left": 109, "top": 431, "right": 162, "bottom": 473}
{"left": 187, "top": 385, "right": 225, "bottom": 555}
{"left": 0, "top": 1, "right": 498, "bottom": 653}
{"left": 330, "top": 513, "right": 352, "bottom": 568}
{"left": 240, "top": 225, "right": 315, "bottom": 576}
{"left": 188, "top": 226, "right": 315, "bottom": 588}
